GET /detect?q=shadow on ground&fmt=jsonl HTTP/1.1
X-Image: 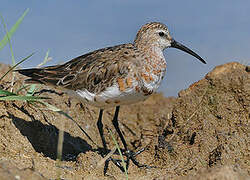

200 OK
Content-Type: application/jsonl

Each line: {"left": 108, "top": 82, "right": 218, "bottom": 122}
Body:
{"left": 8, "top": 109, "right": 91, "bottom": 161}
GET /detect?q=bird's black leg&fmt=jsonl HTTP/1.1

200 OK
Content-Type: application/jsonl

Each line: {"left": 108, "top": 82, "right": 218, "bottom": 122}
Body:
{"left": 97, "top": 109, "right": 107, "bottom": 150}
{"left": 112, "top": 106, "right": 128, "bottom": 149}
{"left": 112, "top": 106, "right": 150, "bottom": 170}
{"left": 97, "top": 109, "right": 124, "bottom": 174}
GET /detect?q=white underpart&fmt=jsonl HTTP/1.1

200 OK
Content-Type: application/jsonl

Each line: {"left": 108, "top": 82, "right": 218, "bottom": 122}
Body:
{"left": 66, "top": 79, "right": 147, "bottom": 109}
{"left": 66, "top": 89, "right": 95, "bottom": 104}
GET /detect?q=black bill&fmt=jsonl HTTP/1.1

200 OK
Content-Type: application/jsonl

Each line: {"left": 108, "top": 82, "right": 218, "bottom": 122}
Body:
{"left": 170, "top": 39, "right": 206, "bottom": 64}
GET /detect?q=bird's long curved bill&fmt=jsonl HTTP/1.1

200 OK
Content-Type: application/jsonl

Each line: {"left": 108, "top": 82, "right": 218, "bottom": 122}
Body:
{"left": 171, "top": 39, "right": 206, "bottom": 64}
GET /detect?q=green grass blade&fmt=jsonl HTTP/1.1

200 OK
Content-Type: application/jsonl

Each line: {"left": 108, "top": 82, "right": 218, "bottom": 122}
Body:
{"left": 109, "top": 129, "right": 128, "bottom": 179}
{"left": 44, "top": 49, "right": 50, "bottom": 61}
{"left": 0, "top": 15, "right": 15, "bottom": 65}
{"left": 37, "top": 49, "right": 51, "bottom": 67}
{"left": 0, "top": 95, "right": 50, "bottom": 101}
{"left": 0, "top": 8, "right": 29, "bottom": 51}
{"left": 0, "top": 89, "right": 17, "bottom": 96}
{"left": 16, "top": 84, "right": 31, "bottom": 94}
{"left": 26, "top": 84, "right": 37, "bottom": 96}
{"left": 0, "top": 52, "right": 35, "bottom": 81}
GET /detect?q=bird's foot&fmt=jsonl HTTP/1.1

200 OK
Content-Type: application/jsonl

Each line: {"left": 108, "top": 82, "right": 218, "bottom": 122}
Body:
{"left": 99, "top": 147, "right": 155, "bottom": 175}
{"left": 123, "top": 147, "right": 155, "bottom": 169}
{"left": 98, "top": 147, "right": 126, "bottom": 174}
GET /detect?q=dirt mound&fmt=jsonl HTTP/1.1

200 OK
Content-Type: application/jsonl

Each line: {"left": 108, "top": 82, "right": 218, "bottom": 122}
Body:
{"left": 0, "top": 62, "right": 249, "bottom": 179}
{"left": 0, "top": 161, "right": 46, "bottom": 180}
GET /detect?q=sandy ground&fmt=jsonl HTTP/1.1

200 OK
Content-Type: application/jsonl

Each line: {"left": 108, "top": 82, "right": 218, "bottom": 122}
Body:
{"left": 0, "top": 62, "right": 249, "bottom": 180}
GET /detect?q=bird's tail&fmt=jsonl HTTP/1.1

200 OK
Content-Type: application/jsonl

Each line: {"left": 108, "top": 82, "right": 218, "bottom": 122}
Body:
{"left": 16, "top": 65, "right": 68, "bottom": 86}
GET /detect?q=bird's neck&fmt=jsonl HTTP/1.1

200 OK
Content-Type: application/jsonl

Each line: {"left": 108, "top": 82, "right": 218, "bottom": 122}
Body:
{"left": 137, "top": 44, "right": 167, "bottom": 71}
{"left": 136, "top": 45, "right": 167, "bottom": 93}
{"left": 150, "top": 46, "right": 165, "bottom": 58}
{"left": 135, "top": 43, "right": 165, "bottom": 59}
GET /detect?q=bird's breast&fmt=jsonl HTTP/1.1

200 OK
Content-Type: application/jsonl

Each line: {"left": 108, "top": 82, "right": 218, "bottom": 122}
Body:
{"left": 140, "top": 55, "right": 167, "bottom": 92}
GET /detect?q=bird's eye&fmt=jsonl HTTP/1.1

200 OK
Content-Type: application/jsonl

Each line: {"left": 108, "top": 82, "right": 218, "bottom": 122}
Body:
{"left": 158, "top": 32, "right": 164, "bottom": 37}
